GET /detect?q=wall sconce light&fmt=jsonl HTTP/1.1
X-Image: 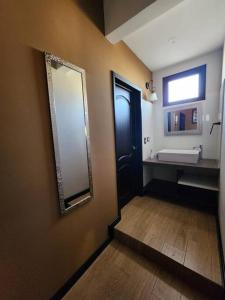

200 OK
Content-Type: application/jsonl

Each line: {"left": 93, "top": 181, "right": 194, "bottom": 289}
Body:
{"left": 146, "top": 79, "right": 158, "bottom": 103}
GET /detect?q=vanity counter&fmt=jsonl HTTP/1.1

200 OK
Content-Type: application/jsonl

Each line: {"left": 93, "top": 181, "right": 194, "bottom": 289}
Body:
{"left": 143, "top": 157, "right": 220, "bottom": 171}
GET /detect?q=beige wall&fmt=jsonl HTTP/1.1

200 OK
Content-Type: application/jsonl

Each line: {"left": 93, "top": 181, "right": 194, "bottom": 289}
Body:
{"left": 0, "top": 1, "right": 151, "bottom": 299}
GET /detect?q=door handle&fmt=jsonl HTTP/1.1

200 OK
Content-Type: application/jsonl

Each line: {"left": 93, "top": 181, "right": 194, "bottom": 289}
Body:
{"left": 132, "top": 145, "right": 136, "bottom": 151}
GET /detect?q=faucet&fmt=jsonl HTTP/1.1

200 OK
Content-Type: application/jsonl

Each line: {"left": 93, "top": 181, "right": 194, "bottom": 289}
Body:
{"left": 193, "top": 145, "right": 203, "bottom": 159}
{"left": 210, "top": 121, "right": 221, "bottom": 134}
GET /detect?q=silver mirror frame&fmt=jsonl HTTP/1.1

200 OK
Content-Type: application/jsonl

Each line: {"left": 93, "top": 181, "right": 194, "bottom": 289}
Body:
{"left": 45, "top": 52, "right": 93, "bottom": 214}
{"left": 164, "top": 102, "right": 203, "bottom": 136}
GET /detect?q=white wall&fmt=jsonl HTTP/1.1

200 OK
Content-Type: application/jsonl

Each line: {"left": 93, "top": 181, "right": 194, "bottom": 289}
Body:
{"left": 219, "top": 42, "right": 225, "bottom": 262}
{"left": 152, "top": 49, "right": 223, "bottom": 159}
{"left": 141, "top": 99, "right": 154, "bottom": 186}
{"left": 222, "top": 45, "right": 225, "bottom": 81}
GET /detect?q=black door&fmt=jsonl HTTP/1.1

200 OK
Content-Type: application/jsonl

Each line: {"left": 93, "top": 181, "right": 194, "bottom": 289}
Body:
{"left": 112, "top": 73, "right": 142, "bottom": 208}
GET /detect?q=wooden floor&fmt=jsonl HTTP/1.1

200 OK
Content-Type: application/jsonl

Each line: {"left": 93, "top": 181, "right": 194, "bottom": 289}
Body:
{"left": 115, "top": 196, "right": 222, "bottom": 285}
{"left": 63, "top": 240, "right": 213, "bottom": 300}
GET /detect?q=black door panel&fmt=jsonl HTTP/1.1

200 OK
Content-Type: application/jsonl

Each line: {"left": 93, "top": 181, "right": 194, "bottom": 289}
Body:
{"left": 114, "top": 85, "right": 136, "bottom": 207}
{"left": 112, "top": 73, "right": 143, "bottom": 210}
{"left": 115, "top": 90, "right": 133, "bottom": 161}
{"left": 117, "top": 164, "right": 134, "bottom": 200}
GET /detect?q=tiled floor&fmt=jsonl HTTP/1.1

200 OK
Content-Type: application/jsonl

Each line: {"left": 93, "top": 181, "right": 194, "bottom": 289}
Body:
{"left": 63, "top": 240, "right": 212, "bottom": 300}
{"left": 115, "top": 196, "right": 222, "bottom": 285}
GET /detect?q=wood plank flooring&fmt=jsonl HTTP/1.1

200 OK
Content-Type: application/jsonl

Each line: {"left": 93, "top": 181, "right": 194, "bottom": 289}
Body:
{"left": 115, "top": 196, "right": 222, "bottom": 286}
{"left": 63, "top": 240, "right": 213, "bottom": 300}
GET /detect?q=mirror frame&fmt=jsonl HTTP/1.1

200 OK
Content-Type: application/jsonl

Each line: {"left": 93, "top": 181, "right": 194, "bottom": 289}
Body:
{"left": 45, "top": 52, "right": 93, "bottom": 214}
{"left": 164, "top": 102, "right": 203, "bottom": 136}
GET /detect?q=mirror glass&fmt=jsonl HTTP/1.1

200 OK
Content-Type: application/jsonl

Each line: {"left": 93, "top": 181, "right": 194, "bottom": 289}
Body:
{"left": 164, "top": 103, "right": 202, "bottom": 136}
{"left": 45, "top": 53, "right": 93, "bottom": 214}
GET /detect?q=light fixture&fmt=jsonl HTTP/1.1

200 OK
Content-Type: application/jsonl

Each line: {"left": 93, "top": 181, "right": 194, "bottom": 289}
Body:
{"left": 146, "top": 80, "right": 158, "bottom": 103}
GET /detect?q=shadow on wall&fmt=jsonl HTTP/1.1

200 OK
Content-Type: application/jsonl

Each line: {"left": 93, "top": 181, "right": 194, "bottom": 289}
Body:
{"left": 75, "top": 0, "right": 105, "bottom": 33}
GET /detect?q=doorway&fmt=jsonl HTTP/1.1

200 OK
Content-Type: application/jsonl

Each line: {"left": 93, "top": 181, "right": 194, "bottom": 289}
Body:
{"left": 112, "top": 72, "right": 143, "bottom": 208}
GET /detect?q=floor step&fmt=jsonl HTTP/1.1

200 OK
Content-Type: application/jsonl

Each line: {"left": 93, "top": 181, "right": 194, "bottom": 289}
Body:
{"left": 114, "top": 196, "right": 224, "bottom": 298}
{"left": 63, "top": 240, "right": 221, "bottom": 300}
{"left": 115, "top": 228, "right": 224, "bottom": 299}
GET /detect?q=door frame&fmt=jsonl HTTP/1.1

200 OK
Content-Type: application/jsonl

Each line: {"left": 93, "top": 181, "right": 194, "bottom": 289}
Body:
{"left": 111, "top": 71, "right": 143, "bottom": 215}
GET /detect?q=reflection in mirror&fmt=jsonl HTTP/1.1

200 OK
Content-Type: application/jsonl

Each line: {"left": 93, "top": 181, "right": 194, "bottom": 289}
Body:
{"left": 164, "top": 103, "right": 202, "bottom": 136}
{"left": 45, "top": 53, "right": 93, "bottom": 214}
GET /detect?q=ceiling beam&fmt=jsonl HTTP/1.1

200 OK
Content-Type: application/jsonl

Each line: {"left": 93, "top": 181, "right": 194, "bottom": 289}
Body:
{"left": 104, "top": 0, "right": 184, "bottom": 44}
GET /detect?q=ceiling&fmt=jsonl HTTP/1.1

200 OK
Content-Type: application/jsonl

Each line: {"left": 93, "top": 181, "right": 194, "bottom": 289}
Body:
{"left": 104, "top": 0, "right": 183, "bottom": 43}
{"left": 123, "top": 0, "right": 225, "bottom": 71}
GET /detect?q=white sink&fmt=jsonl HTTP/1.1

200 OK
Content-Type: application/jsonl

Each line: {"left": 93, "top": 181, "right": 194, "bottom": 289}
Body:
{"left": 157, "top": 149, "right": 200, "bottom": 164}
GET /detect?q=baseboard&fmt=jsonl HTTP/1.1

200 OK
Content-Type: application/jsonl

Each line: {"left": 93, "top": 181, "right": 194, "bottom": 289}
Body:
{"left": 142, "top": 182, "right": 152, "bottom": 195}
{"left": 51, "top": 216, "right": 120, "bottom": 300}
{"left": 108, "top": 215, "right": 121, "bottom": 237}
{"left": 216, "top": 215, "right": 225, "bottom": 287}
{"left": 50, "top": 238, "right": 111, "bottom": 300}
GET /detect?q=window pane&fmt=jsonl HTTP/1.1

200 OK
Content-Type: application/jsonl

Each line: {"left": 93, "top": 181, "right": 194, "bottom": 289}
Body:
{"left": 168, "top": 74, "right": 199, "bottom": 103}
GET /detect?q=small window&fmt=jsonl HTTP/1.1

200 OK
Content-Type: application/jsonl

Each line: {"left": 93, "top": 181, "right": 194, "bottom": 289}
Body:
{"left": 163, "top": 65, "right": 206, "bottom": 107}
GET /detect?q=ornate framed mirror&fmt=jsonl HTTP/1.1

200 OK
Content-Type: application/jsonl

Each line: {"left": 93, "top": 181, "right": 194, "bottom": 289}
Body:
{"left": 45, "top": 53, "right": 93, "bottom": 214}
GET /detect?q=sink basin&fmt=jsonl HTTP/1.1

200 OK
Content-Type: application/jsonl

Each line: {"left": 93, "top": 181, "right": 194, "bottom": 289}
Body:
{"left": 157, "top": 149, "right": 200, "bottom": 164}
